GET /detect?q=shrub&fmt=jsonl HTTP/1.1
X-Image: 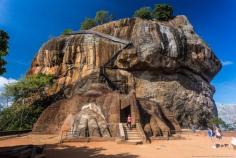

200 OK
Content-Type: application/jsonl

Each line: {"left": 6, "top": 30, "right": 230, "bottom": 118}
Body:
{"left": 62, "top": 29, "right": 73, "bottom": 35}
{"left": 0, "top": 104, "right": 44, "bottom": 131}
{"left": 4, "top": 73, "right": 53, "bottom": 102}
{"left": 95, "top": 10, "right": 112, "bottom": 25}
{"left": 80, "top": 18, "right": 96, "bottom": 30}
{"left": 0, "top": 73, "right": 54, "bottom": 131}
{"left": 134, "top": 7, "right": 152, "bottom": 20}
{"left": 208, "top": 117, "right": 226, "bottom": 128}
{"left": 153, "top": 4, "right": 173, "bottom": 21}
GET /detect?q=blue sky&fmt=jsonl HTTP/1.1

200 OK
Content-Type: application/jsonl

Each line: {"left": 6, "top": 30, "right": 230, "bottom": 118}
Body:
{"left": 0, "top": 0, "right": 235, "bottom": 104}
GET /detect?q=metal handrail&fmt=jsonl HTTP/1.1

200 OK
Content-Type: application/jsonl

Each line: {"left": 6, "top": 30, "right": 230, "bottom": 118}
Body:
{"left": 67, "top": 30, "right": 130, "bottom": 45}
{"left": 136, "top": 123, "right": 147, "bottom": 143}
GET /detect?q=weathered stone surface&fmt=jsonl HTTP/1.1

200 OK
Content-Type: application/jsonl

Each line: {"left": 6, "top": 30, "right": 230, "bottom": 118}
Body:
{"left": 72, "top": 103, "right": 110, "bottom": 137}
{"left": 30, "top": 15, "right": 221, "bottom": 137}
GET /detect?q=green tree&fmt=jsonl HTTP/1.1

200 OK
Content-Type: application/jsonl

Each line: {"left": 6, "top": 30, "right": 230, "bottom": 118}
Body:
{"left": 0, "top": 103, "right": 44, "bottom": 131}
{"left": 4, "top": 73, "right": 53, "bottom": 103}
{"left": 80, "top": 18, "right": 96, "bottom": 30}
{"left": 95, "top": 10, "right": 112, "bottom": 25}
{"left": 208, "top": 117, "right": 226, "bottom": 128}
{"left": 153, "top": 4, "right": 173, "bottom": 21}
{"left": 62, "top": 29, "right": 73, "bottom": 35}
{"left": 0, "top": 30, "right": 9, "bottom": 75}
{"left": 134, "top": 7, "right": 152, "bottom": 20}
{"left": 0, "top": 73, "right": 54, "bottom": 131}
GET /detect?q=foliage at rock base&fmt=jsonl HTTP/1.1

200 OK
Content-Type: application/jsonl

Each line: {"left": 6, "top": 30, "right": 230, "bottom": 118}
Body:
{"left": 0, "top": 74, "right": 53, "bottom": 131}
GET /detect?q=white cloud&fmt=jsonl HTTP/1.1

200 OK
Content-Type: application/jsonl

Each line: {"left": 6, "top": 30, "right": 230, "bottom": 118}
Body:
{"left": 221, "top": 60, "right": 234, "bottom": 66}
{"left": 0, "top": 76, "right": 17, "bottom": 92}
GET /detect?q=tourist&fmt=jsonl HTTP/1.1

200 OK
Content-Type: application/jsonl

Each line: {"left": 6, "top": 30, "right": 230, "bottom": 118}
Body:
{"left": 215, "top": 127, "right": 223, "bottom": 147}
{"left": 230, "top": 137, "right": 236, "bottom": 150}
{"left": 215, "top": 127, "right": 222, "bottom": 140}
{"left": 207, "top": 127, "right": 216, "bottom": 148}
{"left": 127, "top": 115, "right": 132, "bottom": 129}
{"left": 192, "top": 125, "right": 196, "bottom": 133}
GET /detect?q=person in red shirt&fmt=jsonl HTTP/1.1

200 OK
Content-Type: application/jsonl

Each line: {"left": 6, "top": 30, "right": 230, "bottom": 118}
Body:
{"left": 127, "top": 115, "right": 132, "bottom": 129}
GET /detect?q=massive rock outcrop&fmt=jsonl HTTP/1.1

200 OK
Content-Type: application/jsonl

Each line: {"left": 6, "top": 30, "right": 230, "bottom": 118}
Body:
{"left": 29, "top": 15, "right": 221, "bottom": 137}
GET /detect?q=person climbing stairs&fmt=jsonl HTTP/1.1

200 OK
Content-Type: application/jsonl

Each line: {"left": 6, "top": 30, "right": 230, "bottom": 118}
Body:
{"left": 123, "top": 123, "right": 143, "bottom": 144}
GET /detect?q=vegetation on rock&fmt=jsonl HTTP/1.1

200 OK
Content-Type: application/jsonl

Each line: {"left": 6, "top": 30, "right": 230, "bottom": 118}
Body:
{"left": 78, "top": 4, "right": 173, "bottom": 30}
{"left": 134, "top": 4, "right": 173, "bottom": 20}
{"left": 95, "top": 10, "right": 113, "bottom": 25}
{"left": 62, "top": 29, "right": 73, "bottom": 35}
{"left": 80, "top": 18, "right": 96, "bottom": 30}
{"left": 134, "top": 7, "right": 152, "bottom": 20}
{"left": 80, "top": 10, "right": 112, "bottom": 30}
{"left": 0, "top": 73, "right": 53, "bottom": 131}
{"left": 0, "top": 30, "right": 9, "bottom": 75}
{"left": 153, "top": 4, "right": 173, "bottom": 21}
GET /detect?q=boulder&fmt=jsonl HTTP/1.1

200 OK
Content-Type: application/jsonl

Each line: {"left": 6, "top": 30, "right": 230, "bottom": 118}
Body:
{"left": 30, "top": 16, "right": 221, "bottom": 137}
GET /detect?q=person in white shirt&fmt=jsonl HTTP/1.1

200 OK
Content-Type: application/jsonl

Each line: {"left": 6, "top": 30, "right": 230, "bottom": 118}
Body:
{"left": 231, "top": 137, "right": 236, "bottom": 149}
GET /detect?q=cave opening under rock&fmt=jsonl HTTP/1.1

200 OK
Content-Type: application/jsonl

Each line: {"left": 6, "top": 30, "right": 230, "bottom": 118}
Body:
{"left": 120, "top": 105, "right": 131, "bottom": 123}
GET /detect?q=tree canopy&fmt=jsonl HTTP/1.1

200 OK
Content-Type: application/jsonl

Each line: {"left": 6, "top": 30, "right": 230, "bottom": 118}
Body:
{"left": 62, "top": 29, "right": 73, "bottom": 35}
{"left": 208, "top": 117, "right": 227, "bottom": 128}
{"left": 80, "top": 10, "right": 112, "bottom": 30}
{"left": 4, "top": 73, "right": 53, "bottom": 102}
{"left": 0, "top": 30, "right": 9, "bottom": 75}
{"left": 134, "top": 7, "right": 152, "bottom": 20}
{"left": 0, "top": 73, "right": 54, "bottom": 131}
{"left": 133, "top": 4, "right": 174, "bottom": 21}
{"left": 95, "top": 10, "right": 112, "bottom": 25}
{"left": 152, "top": 4, "right": 173, "bottom": 21}
{"left": 80, "top": 18, "right": 96, "bottom": 30}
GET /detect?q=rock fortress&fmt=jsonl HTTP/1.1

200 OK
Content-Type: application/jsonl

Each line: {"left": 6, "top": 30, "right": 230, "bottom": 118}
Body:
{"left": 27, "top": 15, "right": 221, "bottom": 143}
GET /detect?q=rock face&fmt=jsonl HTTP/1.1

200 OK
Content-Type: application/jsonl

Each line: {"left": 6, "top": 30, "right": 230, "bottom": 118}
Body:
{"left": 29, "top": 15, "right": 221, "bottom": 137}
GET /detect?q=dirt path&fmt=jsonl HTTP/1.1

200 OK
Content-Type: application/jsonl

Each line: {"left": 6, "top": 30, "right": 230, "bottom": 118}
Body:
{"left": 0, "top": 133, "right": 235, "bottom": 158}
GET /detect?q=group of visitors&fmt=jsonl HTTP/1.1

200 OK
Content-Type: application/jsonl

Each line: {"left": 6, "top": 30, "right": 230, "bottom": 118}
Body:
{"left": 208, "top": 127, "right": 236, "bottom": 150}
{"left": 208, "top": 127, "right": 223, "bottom": 149}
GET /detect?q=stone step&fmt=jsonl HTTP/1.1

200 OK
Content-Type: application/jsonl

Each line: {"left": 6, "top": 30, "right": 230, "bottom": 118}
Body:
{"left": 127, "top": 137, "right": 142, "bottom": 139}
{"left": 123, "top": 128, "right": 138, "bottom": 130}
{"left": 125, "top": 132, "right": 140, "bottom": 135}
{"left": 126, "top": 136, "right": 142, "bottom": 138}
{"left": 126, "top": 140, "right": 143, "bottom": 145}
{"left": 127, "top": 134, "right": 140, "bottom": 136}
{"left": 124, "top": 130, "right": 139, "bottom": 132}
{"left": 127, "top": 134, "right": 140, "bottom": 137}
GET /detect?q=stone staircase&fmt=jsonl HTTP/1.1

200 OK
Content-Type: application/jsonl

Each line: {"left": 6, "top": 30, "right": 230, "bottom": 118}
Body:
{"left": 123, "top": 123, "right": 143, "bottom": 144}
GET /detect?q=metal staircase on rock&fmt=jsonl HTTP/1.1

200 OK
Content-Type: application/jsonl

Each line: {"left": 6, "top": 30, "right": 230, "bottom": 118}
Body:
{"left": 68, "top": 30, "right": 132, "bottom": 93}
{"left": 123, "top": 123, "right": 143, "bottom": 144}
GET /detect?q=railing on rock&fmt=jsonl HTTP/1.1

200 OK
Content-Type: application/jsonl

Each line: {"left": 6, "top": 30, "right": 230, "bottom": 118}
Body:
{"left": 136, "top": 123, "right": 148, "bottom": 143}
{"left": 66, "top": 30, "right": 133, "bottom": 93}
{"left": 67, "top": 30, "right": 130, "bottom": 45}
